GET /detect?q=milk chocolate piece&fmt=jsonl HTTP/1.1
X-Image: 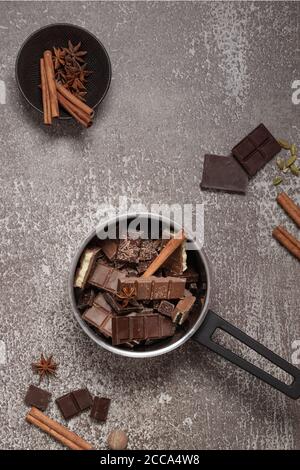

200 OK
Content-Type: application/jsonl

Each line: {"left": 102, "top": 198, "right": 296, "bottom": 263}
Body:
{"left": 83, "top": 302, "right": 113, "bottom": 338}
{"left": 232, "top": 123, "right": 281, "bottom": 177}
{"left": 157, "top": 300, "right": 175, "bottom": 318}
{"left": 172, "top": 296, "right": 196, "bottom": 325}
{"left": 116, "top": 238, "right": 141, "bottom": 264}
{"left": 88, "top": 262, "right": 126, "bottom": 293}
{"left": 100, "top": 239, "right": 119, "bottom": 260}
{"left": 118, "top": 276, "right": 186, "bottom": 300}
{"left": 104, "top": 292, "right": 143, "bottom": 314}
{"left": 24, "top": 385, "right": 51, "bottom": 411}
{"left": 56, "top": 388, "right": 93, "bottom": 420}
{"left": 90, "top": 397, "right": 110, "bottom": 422}
{"left": 74, "top": 247, "right": 101, "bottom": 289}
{"left": 112, "top": 314, "right": 175, "bottom": 345}
{"left": 200, "top": 154, "right": 249, "bottom": 194}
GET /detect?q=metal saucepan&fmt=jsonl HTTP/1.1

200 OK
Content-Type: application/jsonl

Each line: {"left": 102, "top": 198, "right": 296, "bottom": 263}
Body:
{"left": 69, "top": 212, "right": 300, "bottom": 399}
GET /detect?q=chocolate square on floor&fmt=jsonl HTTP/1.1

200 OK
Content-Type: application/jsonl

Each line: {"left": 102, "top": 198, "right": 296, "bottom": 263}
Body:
{"left": 200, "top": 154, "right": 249, "bottom": 194}
{"left": 24, "top": 385, "right": 51, "bottom": 411}
{"left": 56, "top": 388, "right": 93, "bottom": 420}
{"left": 90, "top": 397, "right": 111, "bottom": 422}
{"left": 232, "top": 123, "right": 281, "bottom": 177}
{"left": 72, "top": 388, "right": 93, "bottom": 411}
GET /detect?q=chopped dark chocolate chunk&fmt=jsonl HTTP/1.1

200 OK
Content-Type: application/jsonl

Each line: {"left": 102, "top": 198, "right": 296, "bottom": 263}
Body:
{"left": 77, "top": 288, "right": 96, "bottom": 310}
{"left": 116, "top": 238, "right": 141, "bottom": 264}
{"left": 104, "top": 292, "right": 143, "bottom": 314}
{"left": 118, "top": 276, "right": 186, "bottom": 300}
{"left": 139, "top": 240, "right": 158, "bottom": 261}
{"left": 74, "top": 247, "right": 101, "bottom": 289}
{"left": 112, "top": 314, "right": 175, "bottom": 345}
{"left": 100, "top": 239, "right": 119, "bottom": 261}
{"left": 157, "top": 300, "right": 175, "bottom": 318}
{"left": 172, "top": 296, "right": 196, "bottom": 325}
{"left": 88, "top": 262, "right": 126, "bottom": 293}
{"left": 56, "top": 388, "right": 93, "bottom": 420}
{"left": 200, "top": 154, "right": 249, "bottom": 194}
{"left": 24, "top": 385, "right": 51, "bottom": 411}
{"left": 136, "top": 260, "right": 153, "bottom": 274}
{"left": 178, "top": 267, "right": 199, "bottom": 284}
{"left": 232, "top": 123, "right": 281, "bottom": 177}
{"left": 90, "top": 397, "right": 111, "bottom": 422}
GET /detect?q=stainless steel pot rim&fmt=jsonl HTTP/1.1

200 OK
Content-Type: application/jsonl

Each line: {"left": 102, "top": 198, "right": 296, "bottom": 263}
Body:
{"left": 69, "top": 212, "right": 211, "bottom": 358}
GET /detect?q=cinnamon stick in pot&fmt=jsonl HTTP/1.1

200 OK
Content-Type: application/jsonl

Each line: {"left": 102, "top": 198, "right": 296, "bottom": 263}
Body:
{"left": 56, "top": 82, "right": 94, "bottom": 118}
{"left": 40, "top": 58, "right": 51, "bottom": 125}
{"left": 142, "top": 229, "right": 186, "bottom": 278}
{"left": 57, "top": 92, "right": 92, "bottom": 128}
{"left": 43, "top": 50, "right": 59, "bottom": 118}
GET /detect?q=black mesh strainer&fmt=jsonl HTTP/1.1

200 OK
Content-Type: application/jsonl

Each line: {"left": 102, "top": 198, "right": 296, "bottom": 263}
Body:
{"left": 15, "top": 23, "right": 112, "bottom": 119}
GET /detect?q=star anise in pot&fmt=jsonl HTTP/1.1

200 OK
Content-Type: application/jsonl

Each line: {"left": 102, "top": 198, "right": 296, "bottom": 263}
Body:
{"left": 53, "top": 47, "right": 66, "bottom": 70}
{"left": 64, "top": 40, "right": 87, "bottom": 64}
{"left": 32, "top": 354, "right": 58, "bottom": 383}
{"left": 116, "top": 287, "right": 136, "bottom": 307}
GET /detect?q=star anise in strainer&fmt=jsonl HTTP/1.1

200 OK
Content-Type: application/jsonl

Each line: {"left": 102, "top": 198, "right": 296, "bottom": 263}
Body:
{"left": 32, "top": 354, "right": 58, "bottom": 383}
{"left": 116, "top": 287, "right": 136, "bottom": 307}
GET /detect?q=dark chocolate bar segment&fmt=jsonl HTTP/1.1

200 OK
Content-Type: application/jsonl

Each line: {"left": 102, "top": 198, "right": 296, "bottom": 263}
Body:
{"left": 56, "top": 388, "right": 93, "bottom": 420}
{"left": 118, "top": 276, "right": 186, "bottom": 300}
{"left": 116, "top": 238, "right": 141, "bottom": 264}
{"left": 24, "top": 385, "right": 51, "bottom": 411}
{"left": 90, "top": 397, "right": 111, "bottom": 422}
{"left": 157, "top": 300, "right": 175, "bottom": 318}
{"left": 88, "top": 262, "right": 126, "bottom": 293}
{"left": 172, "top": 296, "right": 196, "bottom": 324}
{"left": 112, "top": 314, "right": 175, "bottom": 345}
{"left": 232, "top": 123, "right": 281, "bottom": 177}
{"left": 200, "top": 154, "right": 249, "bottom": 194}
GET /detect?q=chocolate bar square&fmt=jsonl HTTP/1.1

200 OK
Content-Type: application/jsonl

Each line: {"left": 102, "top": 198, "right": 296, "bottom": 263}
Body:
{"left": 232, "top": 123, "right": 281, "bottom": 177}
{"left": 90, "top": 397, "right": 111, "bottom": 422}
{"left": 24, "top": 385, "right": 51, "bottom": 411}
{"left": 200, "top": 154, "right": 249, "bottom": 194}
{"left": 56, "top": 388, "right": 93, "bottom": 420}
{"left": 72, "top": 388, "right": 93, "bottom": 411}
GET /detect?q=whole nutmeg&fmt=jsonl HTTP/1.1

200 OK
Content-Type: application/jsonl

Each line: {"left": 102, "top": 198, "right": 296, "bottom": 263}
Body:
{"left": 107, "top": 429, "right": 128, "bottom": 450}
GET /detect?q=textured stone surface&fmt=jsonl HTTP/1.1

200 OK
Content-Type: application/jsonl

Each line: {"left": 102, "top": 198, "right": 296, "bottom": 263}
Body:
{"left": 0, "top": 1, "right": 299, "bottom": 450}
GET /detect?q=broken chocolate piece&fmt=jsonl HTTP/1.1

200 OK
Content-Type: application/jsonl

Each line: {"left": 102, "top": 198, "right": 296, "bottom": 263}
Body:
{"left": 74, "top": 247, "right": 101, "bottom": 289}
{"left": 116, "top": 238, "right": 141, "bottom": 264}
{"left": 118, "top": 276, "right": 185, "bottom": 300}
{"left": 139, "top": 240, "right": 158, "bottom": 261}
{"left": 104, "top": 292, "right": 143, "bottom": 314}
{"left": 200, "top": 154, "right": 249, "bottom": 194}
{"left": 172, "top": 296, "right": 196, "bottom": 325}
{"left": 56, "top": 388, "right": 93, "bottom": 420}
{"left": 77, "top": 288, "right": 96, "bottom": 310}
{"left": 178, "top": 268, "right": 199, "bottom": 284}
{"left": 90, "top": 397, "right": 111, "bottom": 422}
{"left": 112, "top": 314, "right": 175, "bottom": 345}
{"left": 88, "top": 262, "right": 126, "bottom": 293}
{"left": 100, "top": 239, "right": 119, "bottom": 261}
{"left": 24, "top": 385, "right": 51, "bottom": 411}
{"left": 232, "top": 123, "right": 281, "bottom": 177}
{"left": 157, "top": 300, "right": 175, "bottom": 318}
{"left": 83, "top": 302, "right": 113, "bottom": 337}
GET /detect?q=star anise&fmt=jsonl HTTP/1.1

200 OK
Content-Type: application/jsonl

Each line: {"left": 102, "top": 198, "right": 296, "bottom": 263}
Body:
{"left": 116, "top": 287, "right": 136, "bottom": 307}
{"left": 53, "top": 47, "right": 66, "bottom": 70}
{"left": 64, "top": 41, "right": 87, "bottom": 64}
{"left": 32, "top": 354, "right": 58, "bottom": 383}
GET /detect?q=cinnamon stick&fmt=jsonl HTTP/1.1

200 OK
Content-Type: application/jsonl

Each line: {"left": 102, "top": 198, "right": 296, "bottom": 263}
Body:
{"left": 26, "top": 407, "right": 93, "bottom": 450}
{"left": 43, "top": 50, "right": 59, "bottom": 118}
{"left": 40, "top": 58, "right": 51, "bottom": 125}
{"left": 272, "top": 225, "right": 300, "bottom": 261}
{"left": 277, "top": 192, "right": 300, "bottom": 228}
{"left": 142, "top": 229, "right": 186, "bottom": 278}
{"left": 57, "top": 92, "right": 92, "bottom": 128}
{"left": 56, "top": 82, "right": 94, "bottom": 118}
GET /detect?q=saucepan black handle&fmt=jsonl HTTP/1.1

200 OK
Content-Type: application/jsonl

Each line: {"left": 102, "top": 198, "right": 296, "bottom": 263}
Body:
{"left": 193, "top": 310, "right": 300, "bottom": 399}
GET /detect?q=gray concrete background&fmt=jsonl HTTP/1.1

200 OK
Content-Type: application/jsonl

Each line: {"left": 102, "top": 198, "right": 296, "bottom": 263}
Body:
{"left": 0, "top": 0, "right": 299, "bottom": 450}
